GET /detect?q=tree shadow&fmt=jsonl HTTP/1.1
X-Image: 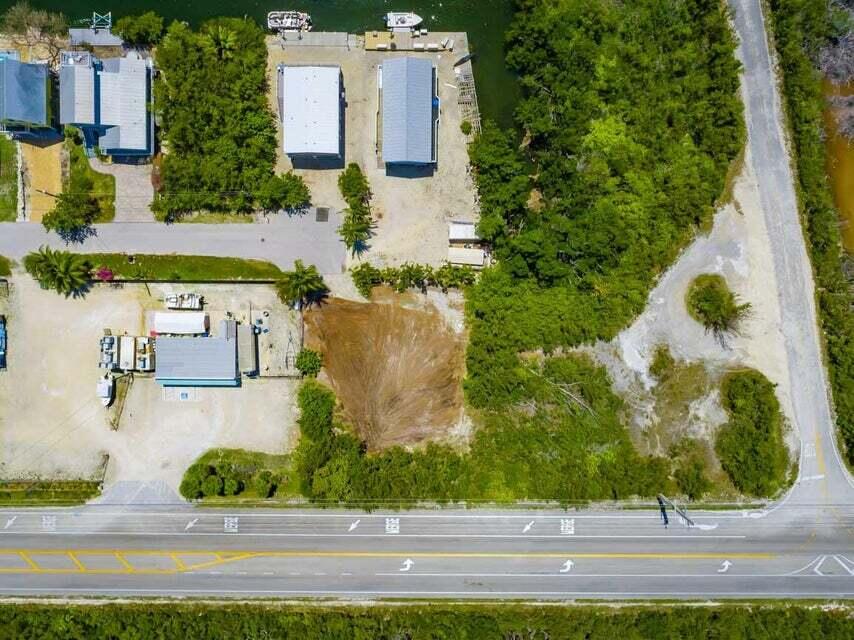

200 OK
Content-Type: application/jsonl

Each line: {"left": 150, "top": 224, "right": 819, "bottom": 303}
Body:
{"left": 58, "top": 225, "right": 98, "bottom": 245}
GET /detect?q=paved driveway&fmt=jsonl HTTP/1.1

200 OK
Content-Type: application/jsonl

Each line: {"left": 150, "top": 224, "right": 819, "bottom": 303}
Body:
{"left": 0, "top": 209, "right": 347, "bottom": 274}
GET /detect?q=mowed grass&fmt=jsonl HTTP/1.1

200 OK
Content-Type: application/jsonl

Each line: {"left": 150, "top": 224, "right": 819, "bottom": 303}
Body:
{"left": 0, "top": 481, "right": 101, "bottom": 506}
{"left": 0, "top": 136, "right": 17, "bottom": 222}
{"left": 66, "top": 133, "right": 115, "bottom": 223}
{"left": 84, "top": 253, "right": 284, "bottom": 281}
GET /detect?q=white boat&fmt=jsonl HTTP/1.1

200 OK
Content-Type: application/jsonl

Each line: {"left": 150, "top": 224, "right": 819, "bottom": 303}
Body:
{"left": 385, "top": 12, "right": 423, "bottom": 31}
{"left": 97, "top": 374, "right": 115, "bottom": 407}
{"left": 165, "top": 292, "right": 203, "bottom": 310}
{"left": 267, "top": 11, "right": 312, "bottom": 32}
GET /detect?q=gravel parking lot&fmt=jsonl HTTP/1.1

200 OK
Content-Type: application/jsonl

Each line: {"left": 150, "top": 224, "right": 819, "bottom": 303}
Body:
{"left": 0, "top": 277, "right": 299, "bottom": 494}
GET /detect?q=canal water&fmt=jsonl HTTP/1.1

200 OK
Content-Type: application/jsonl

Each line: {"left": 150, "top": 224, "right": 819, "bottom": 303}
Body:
{"left": 822, "top": 79, "right": 854, "bottom": 253}
{"left": 3, "top": 0, "right": 520, "bottom": 126}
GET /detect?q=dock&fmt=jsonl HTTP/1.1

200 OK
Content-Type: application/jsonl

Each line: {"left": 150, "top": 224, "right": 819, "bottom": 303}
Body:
{"left": 365, "top": 30, "right": 456, "bottom": 52}
{"left": 274, "top": 31, "right": 355, "bottom": 48}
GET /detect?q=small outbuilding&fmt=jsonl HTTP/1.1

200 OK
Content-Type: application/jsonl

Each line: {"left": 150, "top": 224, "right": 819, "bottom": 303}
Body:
{"left": 152, "top": 311, "right": 208, "bottom": 336}
{"left": 279, "top": 65, "right": 342, "bottom": 157}
{"left": 379, "top": 57, "right": 437, "bottom": 165}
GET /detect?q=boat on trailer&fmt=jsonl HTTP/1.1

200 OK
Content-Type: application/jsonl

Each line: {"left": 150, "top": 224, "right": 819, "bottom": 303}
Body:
{"left": 385, "top": 12, "right": 423, "bottom": 31}
{"left": 267, "top": 11, "right": 312, "bottom": 32}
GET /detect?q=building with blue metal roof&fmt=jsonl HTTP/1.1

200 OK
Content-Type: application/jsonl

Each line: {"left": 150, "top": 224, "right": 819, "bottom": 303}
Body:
{"left": 0, "top": 58, "right": 50, "bottom": 130}
{"left": 379, "top": 57, "right": 437, "bottom": 165}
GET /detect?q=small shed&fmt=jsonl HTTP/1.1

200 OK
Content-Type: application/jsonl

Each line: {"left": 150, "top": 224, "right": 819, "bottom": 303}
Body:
{"left": 448, "top": 246, "right": 486, "bottom": 268}
{"left": 237, "top": 324, "right": 258, "bottom": 376}
{"left": 152, "top": 312, "right": 208, "bottom": 336}
{"left": 448, "top": 220, "right": 479, "bottom": 243}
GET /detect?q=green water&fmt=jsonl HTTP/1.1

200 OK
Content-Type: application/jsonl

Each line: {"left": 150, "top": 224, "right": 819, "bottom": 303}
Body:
{"left": 5, "top": 0, "right": 519, "bottom": 125}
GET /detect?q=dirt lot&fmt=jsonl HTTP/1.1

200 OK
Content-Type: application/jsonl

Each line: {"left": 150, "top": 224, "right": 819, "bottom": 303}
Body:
{"left": 0, "top": 276, "right": 299, "bottom": 494}
{"left": 304, "top": 295, "right": 466, "bottom": 451}
{"left": 20, "top": 140, "right": 62, "bottom": 223}
{"left": 266, "top": 34, "right": 478, "bottom": 268}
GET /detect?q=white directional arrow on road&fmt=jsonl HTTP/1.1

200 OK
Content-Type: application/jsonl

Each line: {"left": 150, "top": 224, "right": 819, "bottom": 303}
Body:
{"left": 559, "top": 560, "right": 574, "bottom": 573}
{"left": 399, "top": 559, "right": 414, "bottom": 572}
{"left": 3, "top": 516, "right": 16, "bottom": 530}
{"left": 348, "top": 519, "right": 360, "bottom": 532}
{"left": 184, "top": 518, "right": 199, "bottom": 531}
{"left": 522, "top": 520, "right": 535, "bottom": 533}
{"left": 717, "top": 560, "right": 733, "bottom": 573}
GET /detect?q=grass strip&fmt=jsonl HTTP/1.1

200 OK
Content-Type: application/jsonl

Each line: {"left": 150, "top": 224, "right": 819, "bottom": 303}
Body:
{"left": 83, "top": 253, "right": 283, "bottom": 281}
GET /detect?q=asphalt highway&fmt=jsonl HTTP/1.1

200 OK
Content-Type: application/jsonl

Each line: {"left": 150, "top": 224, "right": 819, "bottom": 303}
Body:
{"left": 0, "top": 0, "right": 851, "bottom": 602}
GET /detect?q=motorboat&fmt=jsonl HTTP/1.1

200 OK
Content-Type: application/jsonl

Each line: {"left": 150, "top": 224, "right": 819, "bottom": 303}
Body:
{"left": 385, "top": 12, "right": 423, "bottom": 31}
{"left": 165, "top": 292, "right": 203, "bottom": 310}
{"left": 97, "top": 374, "right": 115, "bottom": 407}
{"left": 267, "top": 11, "right": 312, "bottom": 32}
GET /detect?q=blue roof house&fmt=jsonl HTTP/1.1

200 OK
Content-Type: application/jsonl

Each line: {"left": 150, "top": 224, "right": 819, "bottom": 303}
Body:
{"left": 380, "top": 57, "right": 438, "bottom": 166}
{"left": 59, "top": 51, "right": 154, "bottom": 157}
{"left": 0, "top": 57, "right": 50, "bottom": 130}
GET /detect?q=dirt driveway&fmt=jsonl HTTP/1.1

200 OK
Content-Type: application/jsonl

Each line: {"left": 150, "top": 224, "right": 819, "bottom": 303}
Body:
{"left": 0, "top": 276, "right": 299, "bottom": 496}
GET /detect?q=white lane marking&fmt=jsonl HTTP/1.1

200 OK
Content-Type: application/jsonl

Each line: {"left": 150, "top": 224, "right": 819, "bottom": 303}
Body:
{"left": 522, "top": 521, "right": 534, "bottom": 533}
{"left": 832, "top": 556, "right": 854, "bottom": 576}
{"left": 559, "top": 560, "right": 574, "bottom": 573}
{"left": 223, "top": 516, "right": 239, "bottom": 533}
{"left": 374, "top": 572, "right": 854, "bottom": 579}
{"left": 717, "top": 560, "right": 732, "bottom": 573}
{"left": 693, "top": 523, "right": 719, "bottom": 531}
{"left": 560, "top": 519, "right": 574, "bottom": 535}
{"left": 804, "top": 443, "right": 816, "bottom": 459}
{"left": 799, "top": 474, "right": 825, "bottom": 483}
{"left": 399, "top": 559, "right": 414, "bottom": 572}
{"left": 348, "top": 519, "right": 360, "bottom": 532}
{"left": 184, "top": 518, "right": 199, "bottom": 531}
{"left": 786, "top": 555, "right": 827, "bottom": 576}
{"left": 3, "top": 516, "right": 16, "bottom": 530}
{"left": 41, "top": 515, "right": 56, "bottom": 532}
{"left": 814, "top": 556, "right": 828, "bottom": 577}
{"left": 385, "top": 518, "right": 400, "bottom": 535}
{"left": 0, "top": 531, "right": 748, "bottom": 539}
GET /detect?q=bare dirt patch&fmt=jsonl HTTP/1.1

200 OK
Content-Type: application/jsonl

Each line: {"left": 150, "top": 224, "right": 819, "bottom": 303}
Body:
{"left": 304, "top": 297, "right": 465, "bottom": 451}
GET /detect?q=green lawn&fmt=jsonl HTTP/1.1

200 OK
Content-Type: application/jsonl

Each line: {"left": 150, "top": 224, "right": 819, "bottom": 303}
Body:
{"left": 83, "top": 253, "right": 283, "bottom": 281}
{"left": 0, "top": 255, "right": 11, "bottom": 277}
{"left": 66, "top": 130, "right": 115, "bottom": 223}
{"left": 0, "top": 481, "right": 100, "bottom": 506}
{"left": 0, "top": 136, "right": 17, "bottom": 222}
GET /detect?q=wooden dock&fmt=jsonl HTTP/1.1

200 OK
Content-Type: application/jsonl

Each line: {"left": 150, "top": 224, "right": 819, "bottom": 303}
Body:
{"left": 364, "top": 30, "right": 457, "bottom": 52}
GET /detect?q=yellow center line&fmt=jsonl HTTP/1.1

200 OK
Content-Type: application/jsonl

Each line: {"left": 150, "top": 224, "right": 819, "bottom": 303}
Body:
{"left": 114, "top": 552, "right": 134, "bottom": 571}
{"left": 17, "top": 552, "right": 41, "bottom": 572}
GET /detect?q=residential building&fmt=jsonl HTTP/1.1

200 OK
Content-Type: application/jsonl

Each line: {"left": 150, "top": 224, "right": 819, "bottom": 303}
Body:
{"left": 0, "top": 57, "right": 50, "bottom": 131}
{"left": 379, "top": 57, "right": 437, "bottom": 165}
{"left": 59, "top": 51, "right": 154, "bottom": 157}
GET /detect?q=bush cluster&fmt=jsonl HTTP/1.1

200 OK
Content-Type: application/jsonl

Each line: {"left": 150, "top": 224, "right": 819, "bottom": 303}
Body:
{"left": 350, "top": 262, "right": 476, "bottom": 298}
{"left": 715, "top": 370, "right": 790, "bottom": 497}
{"left": 768, "top": 0, "right": 854, "bottom": 464}
{"left": 180, "top": 451, "right": 288, "bottom": 500}
{"left": 337, "top": 163, "right": 372, "bottom": 252}
{"left": 153, "top": 18, "right": 309, "bottom": 218}
{"left": 295, "top": 358, "right": 669, "bottom": 506}
{"left": 295, "top": 348, "right": 322, "bottom": 377}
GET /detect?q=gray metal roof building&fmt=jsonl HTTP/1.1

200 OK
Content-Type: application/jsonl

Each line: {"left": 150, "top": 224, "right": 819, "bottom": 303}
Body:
{"left": 155, "top": 321, "right": 239, "bottom": 387}
{"left": 59, "top": 52, "right": 153, "bottom": 156}
{"left": 0, "top": 58, "right": 49, "bottom": 127}
{"left": 380, "top": 57, "right": 436, "bottom": 165}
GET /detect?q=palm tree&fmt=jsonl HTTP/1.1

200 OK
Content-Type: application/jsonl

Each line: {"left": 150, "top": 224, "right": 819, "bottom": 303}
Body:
{"left": 338, "top": 214, "right": 371, "bottom": 255}
{"left": 23, "top": 246, "right": 91, "bottom": 296}
{"left": 276, "top": 260, "right": 327, "bottom": 309}
{"left": 205, "top": 25, "right": 237, "bottom": 60}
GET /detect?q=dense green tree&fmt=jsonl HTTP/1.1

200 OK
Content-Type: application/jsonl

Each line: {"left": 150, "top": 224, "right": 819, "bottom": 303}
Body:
{"left": 257, "top": 173, "right": 310, "bottom": 212}
{"left": 686, "top": 274, "right": 751, "bottom": 343}
{"left": 41, "top": 183, "right": 99, "bottom": 237}
{"left": 275, "top": 260, "right": 327, "bottom": 309}
{"left": 23, "top": 246, "right": 90, "bottom": 296}
{"left": 113, "top": 11, "right": 164, "bottom": 46}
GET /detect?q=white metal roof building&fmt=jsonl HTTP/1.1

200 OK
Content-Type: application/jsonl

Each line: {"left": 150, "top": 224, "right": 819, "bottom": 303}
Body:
{"left": 448, "top": 220, "right": 480, "bottom": 243}
{"left": 152, "top": 312, "right": 208, "bottom": 336}
{"left": 279, "top": 65, "right": 341, "bottom": 156}
{"left": 59, "top": 52, "right": 96, "bottom": 125}
{"left": 380, "top": 57, "right": 437, "bottom": 165}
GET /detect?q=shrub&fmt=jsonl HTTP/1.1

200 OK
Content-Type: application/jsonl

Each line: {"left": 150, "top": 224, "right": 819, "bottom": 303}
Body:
{"left": 649, "top": 344, "right": 676, "bottom": 381}
{"left": 715, "top": 370, "right": 790, "bottom": 497}
{"left": 223, "top": 477, "right": 240, "bottom": 496}
{"left": 201, "top": 474, "right": 224, "bottom": 497}
{"left": 0, "top": 255, "right": 11, "bottom": 277}
{"left": 674, "top": 456, "right": 712, "bottom": 501}
{"left": 295, "top": 349, "right": 322, "bottom": 377}
{"left": 337, "top": 164, "right": 372, "bottom": 252}
{"left": 297, "top": 380, "right": 336, "bottom": 441}
{"left": 252, "top": 470, "right": 276, "bottom": 498}
{"left": 349, "top": 262, "right": 476, "bottom": 298}
{"left": 114, "top": 11, "right": 164, "bottom": 46}
{"left": 460, "top": 120, "right": 473, "bottom": 135}
{"left": 686, "top": 274, "right": 750, "bottom": 343}
{"left": 350, "top": 263, "right": 383, "bottom": 298}
{"left": 179, "top": 463, "right": 214, "bottom": 499}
